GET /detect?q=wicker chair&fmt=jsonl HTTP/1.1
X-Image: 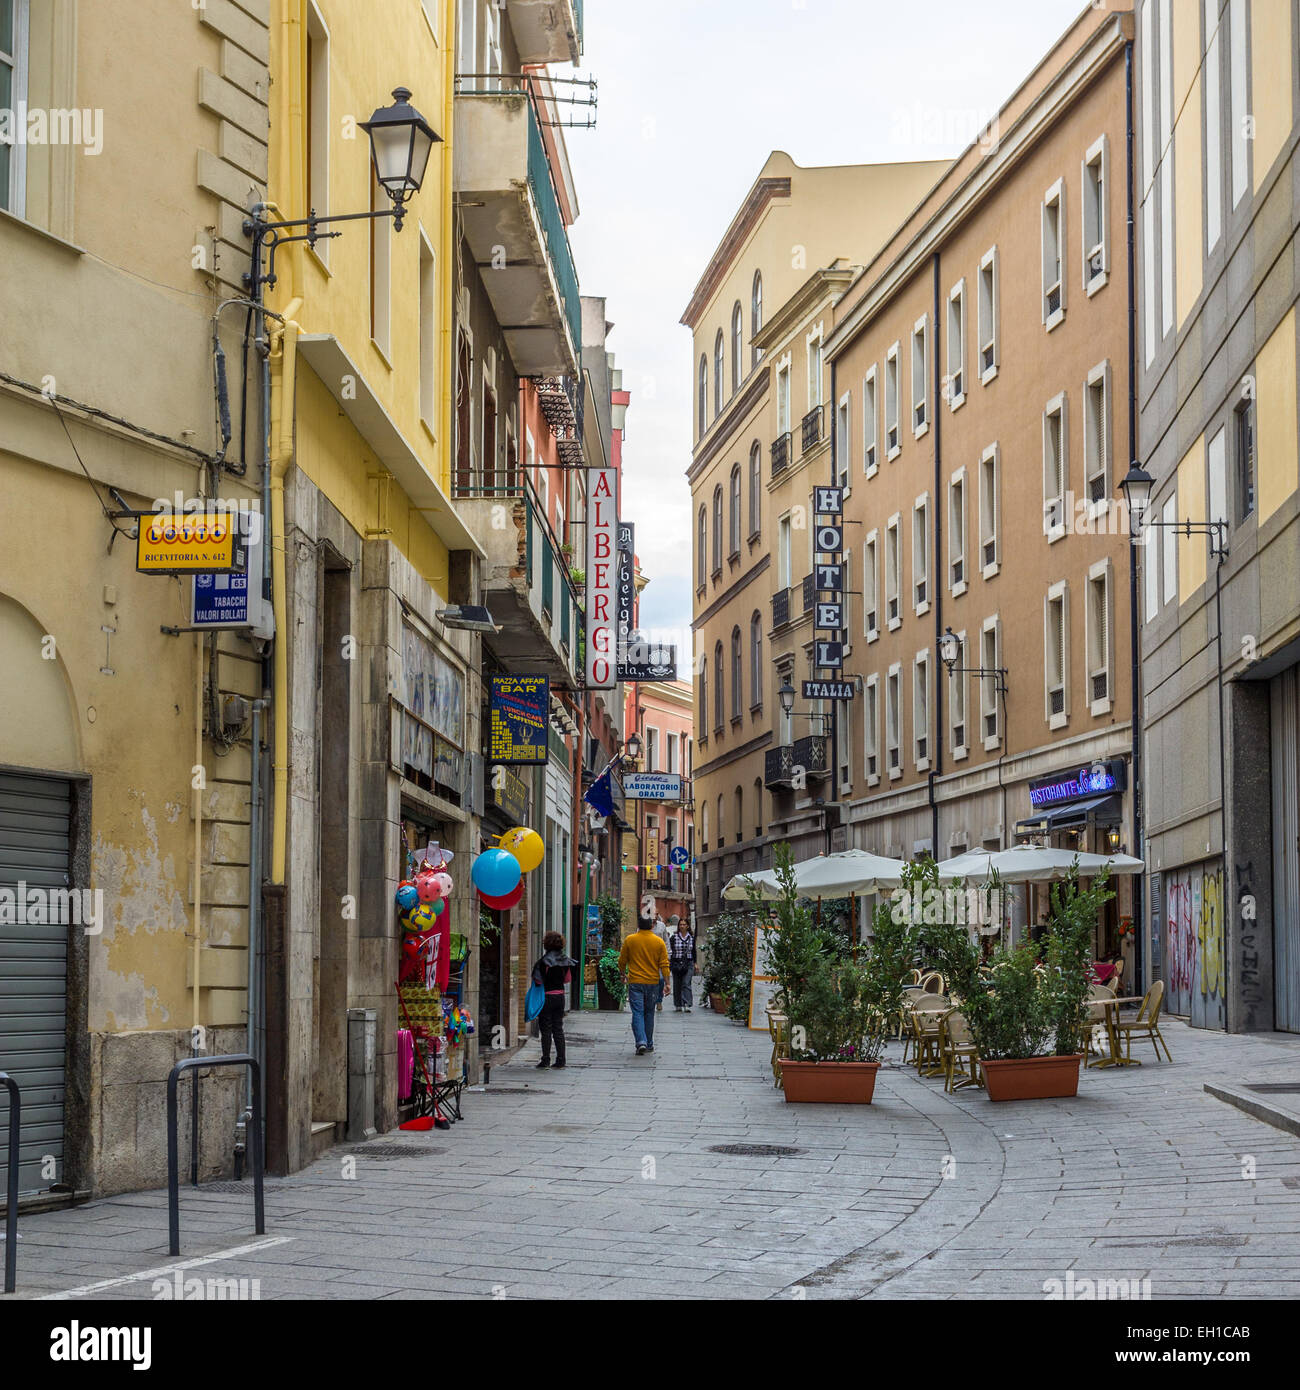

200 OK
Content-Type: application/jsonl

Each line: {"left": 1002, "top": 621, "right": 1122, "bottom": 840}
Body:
{"left": 767, "top": 1011, "right": 790, "bottom": 1088}
{"left": 1114, "top": 980, "right": 1172, "bottom": 1062}
{"left": 1082, "top": 981, "right": 1117, "bottom": 1068}
{"left": 939, "top": 1010, "right": 982, "bottom": 1092}
{"left": 909, "top": 997, "right": 951, "bottom": 1076}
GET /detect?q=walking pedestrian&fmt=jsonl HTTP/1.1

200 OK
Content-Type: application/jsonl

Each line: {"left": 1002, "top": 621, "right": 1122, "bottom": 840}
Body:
{"left": 618, "top": 914, "right": 670, "bottom": 1055}
{"left": 668, "top": 915, "right": 696, "bottom": 1012}
{"left": 532, "top": 931, "right": 577, "bottom": 1069}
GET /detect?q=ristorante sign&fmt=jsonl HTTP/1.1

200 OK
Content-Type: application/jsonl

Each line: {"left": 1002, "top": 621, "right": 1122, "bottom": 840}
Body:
{"left": 584, "top": 467, "right": 618, "bottom": 689}
{"left": 1028, "top": 759, "right": 1126, "bottom": 807}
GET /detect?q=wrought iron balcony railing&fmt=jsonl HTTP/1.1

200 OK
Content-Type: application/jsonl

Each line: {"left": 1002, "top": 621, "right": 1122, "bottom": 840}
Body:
{"left": 801, "top": 405, "right": 823, "bottom": 452}
{"left": 771, "top": 587, "right": 790, "bottom": 629}
{"left": 770, "top": 432, "right": 791, "bottom": 477}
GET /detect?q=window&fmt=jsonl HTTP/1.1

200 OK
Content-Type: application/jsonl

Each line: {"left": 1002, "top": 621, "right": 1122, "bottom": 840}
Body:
{"left": 948, "top": 468, "right": 967, "bottom": 594}
{"left": 885, "top": 344, "right": 901, "bottom": 457}
{"left": 912, "top": 494, "right": 930, "bottom": 613}
{"left": 886, "top": 664, "right": 902, "bottom": 778}
{"left": 978, "top": 247, "right": 999, "bottom": 381}
{"left": 1084, "top": 363, "right": 1110, "bottom": 506}
{"left": 776, "top": 360, "right": 791, "bottom": 435}
{"left": 1204, "top": 0, "right": 1222, "bottom": 252}
{"left": 885, "top": 514, "right": 901, "bottom": 629}
{"left": 1229, "top": 0, "right": 1249, "bottom": 209}
{"left": 979, "top": 444, "right": 1000, "bottom": 576}
{"left": 914, "top": 651, "right": 931, "bottom": 769}
{"left": 307, "top": 2, "right": 331, "bottom": 263}
{"left": 699, "top": 658, "right": 708, "bottom": 735}
{"left": 1042, "top": 178, "right": 1066, "bottom": 328}
{"left": 728, "top": 464, "right": 741, "bottom": 557}
{"left": 749, "top": 612, "right": 763, "bottom": 709}
{"left": 734, "top": 788, "right": 744, "bottom": 846}
{"left": 646, "top": 727, "right": 660, "bottom": 772}
{"left": 1208, "top": 426, "right": 1228, "bottom": 546}
{"left": 754, "top": 778, "right": 763, "bottom": 838}
{"left": 863, "top": 531, "right": 879, "bottom": 640}
{"left": 1141, "top": 0, "right": 1157, "bottom": 366}
{"left": 864, "top": 675, "right": 880, "bottom": 783}
{"left": 716, "top": 795, "right": 726, "bottom": 850}
{"left": 981, "top": 618, "right": 1001, "bottom": 748}
{"left": 697, "top": 355, "right": 708, "bottom": 439}
{"left": 1144, "top": 525, "right": 1160, "bottom": 623}
{"left": 697, "top": 506, "right": 707, "bottom": 588}
{"left": 700, "top": 801, "right": 709, "bottom": 854}
{"left": 1162, "top": 495, "right": 1178, "bottom": 603}
{"left": 1042, "top": 394, "right": 1067, "bottom": 540}
{"left": 836, "top": 698, "right": 851, "bottom": 793}
{"left": 748, "top": 442, "right": 762, "bottom": 537}
{"left": 947, "top": 281, "right": 966, "bottom": 408}
{"left": 949, "top": 632, "right": 968, "bottom": 758}
{"left": 457, "top": 0, "right": 477, "bottom": 74}
{"left": 807, "top": 327, "right": 823, "bottom": 410}
{"left": 0, "top": 0, "right": 27, "bottom": 214}
{"left": 730, "top": 628, "right": 742, "bottom": 720}
{"left": 1086, "top": 561, "right": 1112, "bottom": 713}
{"left": 714, "top": 331, "right": 724, "bottom": 415}
{"left": 1235, "top": 396, "right": 1255, "bottom": 522}
{"left": 731, "top": 301, "right": 743, "bottom": 392}
{"left": 667, "top": 732, "right": 679, "bottom": 773}
{"left": 419, "top": 234, "right": 437, "bottom": 427}
{"left": 370, "top": 173, "right": 392, "bottom": 356}
{"left": 911, "top": 315, "right": 929, "bottom": 435}
{"left": 711, "top": 485, "right": 723, "bottom": 575}
{"left": 835, "top": 393, "right": 851, "bottom": 490}
{"left": 751, "top": 271, "right": 764, "bottom": 367}
{"left": 1044, "top": 582, "right": 1069, "bottom": 726}
{"left": 1082, "top": 136, "right": 1108, "bottom": 292}
{"left": 778, "top": 513, "right": 792, "bottom": 588}
{"left": 714, "top": 641, "right": 724, "bottom": 731}
{"left": 863, "top": 367, "right": 879, "bottom": 476}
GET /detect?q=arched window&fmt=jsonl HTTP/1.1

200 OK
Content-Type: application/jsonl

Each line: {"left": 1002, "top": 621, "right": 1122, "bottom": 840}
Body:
{"left": 697, "top": 505, "right": 707, "bottom": 588}
{"left": 699, "top": 657, "right": 708, "bottom": 734}
{"left": 711, "top": 485, "right": 723, "bottom": 574}
{"left": 728, "top": 464, "right": 741, "bottom": 556}
{"left": 730, "top": 627, "right": 742, "bottom": 719}
{"left": 735, "top": 787, "right": 744, "bottom": 846}
{"left": 731, "top": 301, "right": 743, "bottom": 392}
{"left": 750, "top": 610, "right": 763, "bottom": 708}
{"left": 754, "top": 777, "right": 763, "bottom": 838}
{"left": 714, "top": 330, "right": 724, "bottom": 415}
{"left": 697, "top": 354, "right": 708, "bottom": 439}
{"left": 714, "top": 640, "right": 724, "bottom": 730}
{"left": 748, "top": 441, "right": 761, "bottom": 537}
{"left": 717, "top": 794, "right": 725, "bottom": 848}
{"left": 701, "top": 800, "right": 709, "bottom": 852}
{"left": 751, "top": 270, "right": 763, "bottom": 366}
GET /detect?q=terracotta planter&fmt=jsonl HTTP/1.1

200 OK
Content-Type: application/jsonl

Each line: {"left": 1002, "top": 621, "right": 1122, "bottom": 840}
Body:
{"left": 779, "top": 1059, "right": 879, "bottom": 1104}
{"left": 981, "top": 1053, "right": 1083, "bottom": 1102}
{"left": 709, "top": 994, "right": 730, "bottom": 1014}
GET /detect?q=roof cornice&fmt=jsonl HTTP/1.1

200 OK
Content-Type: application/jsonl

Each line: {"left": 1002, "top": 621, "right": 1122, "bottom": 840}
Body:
{"left": 752, "top": 266, "right": 858, "bottom": 352}
{"left": 680, "top": 176, "right": 792, "bottom": 330}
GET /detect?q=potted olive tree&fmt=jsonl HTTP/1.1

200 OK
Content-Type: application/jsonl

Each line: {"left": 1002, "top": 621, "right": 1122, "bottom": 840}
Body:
{"left": 702, "top": 911, "right": 754, "bottom": 1015}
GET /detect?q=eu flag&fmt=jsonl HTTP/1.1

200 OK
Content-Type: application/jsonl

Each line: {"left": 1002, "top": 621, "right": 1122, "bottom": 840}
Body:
{"left": 583, "top": 764, "right": 615, "bottom": 818}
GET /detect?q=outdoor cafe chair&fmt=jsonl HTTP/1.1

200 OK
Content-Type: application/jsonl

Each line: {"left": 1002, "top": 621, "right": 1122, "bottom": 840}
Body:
{"left": 910, "top": 997, "right": 950, "bottom": 1076}
{"left": 920, "top": 971, "right": 946, "bottom": 995}
{"left": 939, "top": 1010, "right": 982, "bottom": 1093}
{"left": 1114, "top": 979, "right": 1172, "bottom": 1063}
{"left": 1082, "top": 981, "right": 1117, "bottom": 1069}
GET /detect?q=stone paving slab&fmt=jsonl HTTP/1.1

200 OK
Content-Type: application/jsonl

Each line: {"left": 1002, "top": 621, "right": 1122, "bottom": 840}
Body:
{"left": 2, "top": 1008, "right": 1299, "bottom": 1299}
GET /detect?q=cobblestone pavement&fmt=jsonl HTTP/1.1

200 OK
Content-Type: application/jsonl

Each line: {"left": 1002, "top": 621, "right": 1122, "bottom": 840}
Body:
{"left": 5, "top": 1007, "right": 1300, "bottom": 1300}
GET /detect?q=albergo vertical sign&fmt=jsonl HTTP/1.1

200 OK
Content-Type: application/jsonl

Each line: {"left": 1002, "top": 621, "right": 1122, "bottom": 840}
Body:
{"left": 585, "top": 468, "right": 618, "bottom": 688}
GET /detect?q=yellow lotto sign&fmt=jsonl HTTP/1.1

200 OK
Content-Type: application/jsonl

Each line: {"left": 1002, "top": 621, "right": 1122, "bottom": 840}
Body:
{"left": 136, "top": 513, "right": 244, "bottom": 573}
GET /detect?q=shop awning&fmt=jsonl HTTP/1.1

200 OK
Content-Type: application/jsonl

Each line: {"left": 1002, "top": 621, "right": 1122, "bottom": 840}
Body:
{"left": 1014, "top": 794, "right": 1121, "bottom": 836}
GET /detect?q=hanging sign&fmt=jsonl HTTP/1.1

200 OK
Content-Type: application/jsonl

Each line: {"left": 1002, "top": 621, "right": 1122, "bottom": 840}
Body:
{"left": 622, "top": 772, "right": 682, "bottom": 801}
{"left": 489, "top": 675, "right": 550, "bottom": 763}
{"left": 814, "top": 486, "right": 844, "bottom": 516}
{"left": 137, "top": 511, "right": 246, "bottom": 574}
{"left": 803, "top": 680, "right": 855, "bottom": 700}
{"left": 645, "top": 824, "right": 660, "bottom": 871}
{"left": 584, "top": 468, "right": 618, "bottom": 689}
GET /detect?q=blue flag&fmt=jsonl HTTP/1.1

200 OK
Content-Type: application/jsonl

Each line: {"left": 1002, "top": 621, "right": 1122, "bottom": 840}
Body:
{"left": 584, "top": 763, "right": 615, "bottom": 818}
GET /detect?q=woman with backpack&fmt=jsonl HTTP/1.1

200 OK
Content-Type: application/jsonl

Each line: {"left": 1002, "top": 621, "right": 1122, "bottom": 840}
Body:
{"left": 532, "top": 931, "right": 577, "bottom": 1069}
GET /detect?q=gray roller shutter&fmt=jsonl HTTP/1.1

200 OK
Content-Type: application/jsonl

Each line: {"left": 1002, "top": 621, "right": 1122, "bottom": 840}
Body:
{"left": 0, "top": 772, "right": 71, "bottom": 1194}
{"left": 1272, "top": 670, "right": 1300, "bottom": 1033}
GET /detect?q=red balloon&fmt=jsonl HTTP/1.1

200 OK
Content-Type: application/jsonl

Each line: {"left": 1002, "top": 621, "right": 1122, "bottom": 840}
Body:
{"left": 479, "top": 883, "right": 523, "bottom": 910}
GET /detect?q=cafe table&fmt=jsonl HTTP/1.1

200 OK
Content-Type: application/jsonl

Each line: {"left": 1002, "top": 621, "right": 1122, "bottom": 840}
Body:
{"left": 1092, "top": 995, "right": 1145, "bottom": 1068}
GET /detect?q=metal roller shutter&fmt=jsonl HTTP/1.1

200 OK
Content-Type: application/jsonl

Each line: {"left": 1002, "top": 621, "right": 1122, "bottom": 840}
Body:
{"left": 1272, "top": 670, "right": 1300, "bottom": 1033}
{"left": 0, "top": 772, "right": 71, "bottom": 1194}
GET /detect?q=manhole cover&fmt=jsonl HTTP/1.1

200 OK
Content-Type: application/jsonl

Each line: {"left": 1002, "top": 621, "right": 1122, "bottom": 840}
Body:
{"left": 707, "top": 1143, "right": 804, "bottom": 1157}
{"left": 346, "top": 1144, "right": 444, "bottom": 1159}
{"left": 197, "top": 1181, "right": 259, "bottom": 1194}
{"left": 1245, "top": 1083, "right": 1300, "bottom": 1094}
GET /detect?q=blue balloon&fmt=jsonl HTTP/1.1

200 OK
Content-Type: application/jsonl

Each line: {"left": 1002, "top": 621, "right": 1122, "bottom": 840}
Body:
{"left": 395, "top": 883, "right": 420, "bottom": 913}
{"left": 471, "top": 848, "right": 522, "bottom": 898}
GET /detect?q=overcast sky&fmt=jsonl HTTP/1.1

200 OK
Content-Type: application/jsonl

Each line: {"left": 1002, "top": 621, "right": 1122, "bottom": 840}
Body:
{"left": 565, "top": 0, "right": 1086, "bottom": 671}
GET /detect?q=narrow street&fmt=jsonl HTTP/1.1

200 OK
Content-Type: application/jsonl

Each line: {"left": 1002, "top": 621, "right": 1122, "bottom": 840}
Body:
{"left": 9, "top": 1009, "right": 1300, "bottom": 1301}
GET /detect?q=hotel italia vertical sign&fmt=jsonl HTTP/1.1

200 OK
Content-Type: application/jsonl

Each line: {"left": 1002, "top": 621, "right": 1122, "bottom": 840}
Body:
{"left": 584, "top": 468, "right": 618, "bottom": 689}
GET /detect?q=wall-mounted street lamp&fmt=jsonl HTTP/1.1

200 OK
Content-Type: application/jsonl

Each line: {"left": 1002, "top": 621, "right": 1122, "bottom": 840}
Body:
{"left": 939, "top": 626, "right": 1008, "bottom": 698}
{"left": 777, "top": 678, "right": 830, "bottom": 733}
{"left": 244, "top": 87, "right": 440, "bottom": 299}
{"left": 621, "top": 731, "right": 643, "bottom": 764}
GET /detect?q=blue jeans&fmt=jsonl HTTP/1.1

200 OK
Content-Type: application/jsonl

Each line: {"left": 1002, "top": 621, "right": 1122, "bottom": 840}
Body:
{"left": 628, "top": 982, "right": 662, "bottom": 1048}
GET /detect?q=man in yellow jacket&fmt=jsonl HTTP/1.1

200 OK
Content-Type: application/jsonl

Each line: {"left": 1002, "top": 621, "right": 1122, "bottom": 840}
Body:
{"left": 618, "top": 915, "right": 671, "bottom": 1055}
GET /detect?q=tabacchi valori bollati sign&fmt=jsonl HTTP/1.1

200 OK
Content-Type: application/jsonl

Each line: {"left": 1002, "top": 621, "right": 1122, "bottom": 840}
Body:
{"left": 584, "top": 467, "right": 618, "bottom": 689}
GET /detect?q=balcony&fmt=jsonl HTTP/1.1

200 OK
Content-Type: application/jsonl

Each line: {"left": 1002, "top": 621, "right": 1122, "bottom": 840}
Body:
{"left": 802, "top": 572, "right": 815, "bottom": 614}
{"left": 454, "top": 79, "right": 581, "bottom": 377}
{"left": 764, "top": 736, "right": 829, "bottom": 789}
{"left": 503, "top": 0, "right": 582, "bottom": 65}
{"left": 770, "top": 432, "right": 791, "bottom": 477}
{"left": 794, "top": 735, "right": 830, "bottom": 780}
{"left": 457, "top": 476, "right": 580, "bottom": 686}
{"left": 771, "top": 587, "right": 790, "bottom": 629}
{"left": 801, "top": 405, "right": 823, "bottom": 453}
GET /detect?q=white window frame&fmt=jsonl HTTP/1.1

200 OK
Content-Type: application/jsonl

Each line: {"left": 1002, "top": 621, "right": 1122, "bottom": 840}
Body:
{"left": 1162, "top": 494, "right": 1177, "bottom": 605}
{"left": 947, "top": 280, "right": 966, "bottom": 410}
{"left": 977, "top": 246, "right": 999, "bottom": 384}
{"left": 667, "top": 731, "right": 679, "bottom": 774}
{"left": 949, "top": 628, "right": 969, "bottom": 761}
{"left": 885, "top": 343, "right": 901, "bottom": 458}
{"left": 1229, "top": 0, "right": 1249, "bottom": 210}
{"left": 948, "top": 467, "right": 967, "bottom": 597}
{"left": 912, "top": 492, "right": 930, "bottom": 616}
{"left": 1144, "top": 524, "right": 1160, "bottom": 623}
{"left": 806, "top": 324, "right": 824, "bottom": 411}
{"left": 370, "top": 172, "right": 392, "bottom": 360}
{"left": 1086, "top": 558, "right": 1113, "bottom": 716}
{"left": 776, "top": 354, "right": 792, "bottom": 436}
{"left": 979, "top": 443, "right": 1000, "bottom": 579}
{"left": 418, "top": 229, "right": 437, "bottom": 429}
{"left": 1042, "top": 392, "right": 1068, "bottom": 543}
{"left": 1204, "top": 0, "right": 1222, "bottom": 253}
{"left": 863, "top": 367, "right": 879, "bottom": 476}
{"left": 911, "top": 314, "right": 929, "bottom": 438}
{"left": 0, "top": 1, "right": 29, "bottom": 215}
{"left": 863, "top": 530, "right": 879, "bottom": 642}
{"left": 864, "top": 673, "right": 880, "bottom": 786}
{"left": 1044, "top": 579, "right": 1070, "bottom": 729}
{"left": 886, "top": 663, "right": 903, "bottom": 780}
{"left": 913, "top": 649, "right": 931, "bottom": 772}
{"left": 980, "top": 615, "right": 1002, "bottom": 750}
{"left": 836, "top": 389, "right": 852, "bottom": 494}
{"left": 1041, "top": 177, "right": 1066, "bottom": 330}
{"left": 306, "top": 1, "right": 331, "bottom": 267}
{"left": 1083, "top": 360, "right": 1111, "bottom": 514}
{"left": 885, "top": 512, "right": 902, "bottom": 631}
{"left": 1081, "top": 135, "right": 1108, "bottom": 295}
{"left": 778, "top": 511, "right": 792, "bottom": 588}
{"left": 836, "top": 697, "right": 852, "bottom": 796}
{"left": 646, "top": 726, "right": 660, "bottom": 773}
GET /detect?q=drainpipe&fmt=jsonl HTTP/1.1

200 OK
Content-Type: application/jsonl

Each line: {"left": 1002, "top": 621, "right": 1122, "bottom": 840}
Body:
{"left": 929, "top": 252, "right": 942, "bottom": 859}
{"left": 828, "top": 359, "right": 838, "bottom": 856}
{"left": 193, "top": 633, "right": 204, "bottom": 1033}
{"left": 441, "top": 0, "right": 456, "bottom": 495}
{"left": 1124, "top": 37, "right": 1146, "bottom": 990}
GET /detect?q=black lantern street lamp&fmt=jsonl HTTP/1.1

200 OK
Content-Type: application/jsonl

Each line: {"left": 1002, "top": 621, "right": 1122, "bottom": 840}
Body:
{"left": 778, "top": 679, "right": 796, "bottom": 719}
{"left": 622, "top": 731, "right": 642, "bottom": 764}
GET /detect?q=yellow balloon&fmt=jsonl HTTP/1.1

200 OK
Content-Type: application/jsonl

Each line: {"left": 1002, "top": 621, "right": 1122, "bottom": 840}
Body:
{"left": 499, "top": 826, "right": 544, "bottom": 873}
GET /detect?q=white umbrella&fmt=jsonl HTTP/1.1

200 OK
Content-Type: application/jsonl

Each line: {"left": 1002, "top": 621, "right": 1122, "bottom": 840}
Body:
{"left": 722, "top": 848, "right": 908, "bottom": 902}
{"left": 932, "top": 844, "right": 1144, "bottom": 883}
{"left": 721, "top": 867, "right": 781, "bottom": 902}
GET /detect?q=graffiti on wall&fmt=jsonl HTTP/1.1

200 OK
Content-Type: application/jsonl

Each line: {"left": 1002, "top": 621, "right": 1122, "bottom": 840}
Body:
{"left": 1165, "top": 861, "right": 1225, "bottom": 1030}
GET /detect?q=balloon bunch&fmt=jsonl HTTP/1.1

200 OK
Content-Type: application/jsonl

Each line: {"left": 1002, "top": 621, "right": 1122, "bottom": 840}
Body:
{"left": 395, "top": 857, "right": 455, "bottom": 989}
{"left": 471, "top": 826, "right": 544, "bottom": 910}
